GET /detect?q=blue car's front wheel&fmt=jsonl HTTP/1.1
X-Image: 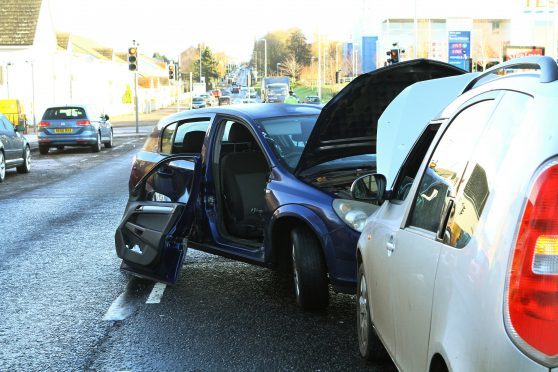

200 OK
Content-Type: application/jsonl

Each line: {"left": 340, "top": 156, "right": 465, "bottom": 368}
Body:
{"left": 291, "top": 227, "right": 329, "bottom": 311}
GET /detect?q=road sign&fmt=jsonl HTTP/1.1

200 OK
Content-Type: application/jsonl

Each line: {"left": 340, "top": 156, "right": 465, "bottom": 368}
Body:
{"left": 448, "top": 31, "right": 471, "bottom": 71}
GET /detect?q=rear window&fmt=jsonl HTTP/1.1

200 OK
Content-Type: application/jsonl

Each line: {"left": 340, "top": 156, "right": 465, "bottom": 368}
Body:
{"left": 43, "top": 107, "right": 86, "bottom": 120}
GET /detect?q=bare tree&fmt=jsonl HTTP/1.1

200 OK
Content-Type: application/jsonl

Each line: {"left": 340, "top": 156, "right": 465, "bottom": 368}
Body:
{"left": 281, "top": 53, "right": 303, "bottom": 81}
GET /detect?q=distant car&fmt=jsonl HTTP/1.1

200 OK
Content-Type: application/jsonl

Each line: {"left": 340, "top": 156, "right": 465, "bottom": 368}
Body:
{"left": 218, "top": 96, "right": 231, "bottom": 106}
{"left": 303, "top": 96, "right": 321, "bottom": 105}
{"left": 199, "top": 93, "right": 215, "bottom": 107}
{"left": 0, "top": 113, "right": 31, "bottom": 182}
{"left": 356, "top": 56, "right": 558, "bottom": 371}
{"left": 211, "top": 89, "right": 221, "bottom": 98}
{"left": 191, "top": 97, "right": 206, "bottom": 109}
{"left": 115, "top": 59, "right": 466, "bottom": 312}
{"left": 37, "top": 105, "right": 112, "bottom": 155}
{"left": 231, "top": 86, "right": 240, "bottom": 94}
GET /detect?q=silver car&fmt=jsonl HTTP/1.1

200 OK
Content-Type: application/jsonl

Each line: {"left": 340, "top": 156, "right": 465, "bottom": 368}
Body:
{"left": 356, "top": 56, "right": 558, "bottom": 371}
{"left": 37, "top": 105, "right": 113, "bottom": 154}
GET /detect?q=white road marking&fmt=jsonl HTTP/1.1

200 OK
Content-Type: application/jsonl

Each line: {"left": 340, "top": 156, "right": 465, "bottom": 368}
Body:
{"left": 146, "top": 282, "right": 167, "bottom": 304}
{"left": 103, "top": 292, "right": 136, "bottom": 321}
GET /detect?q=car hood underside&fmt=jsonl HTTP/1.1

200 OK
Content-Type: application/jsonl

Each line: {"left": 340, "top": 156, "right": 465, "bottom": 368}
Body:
{"left": 294, "top": 59, "right": 466, "bottom": 175}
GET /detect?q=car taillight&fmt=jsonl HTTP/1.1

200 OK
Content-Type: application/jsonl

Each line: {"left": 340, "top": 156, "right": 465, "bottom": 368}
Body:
{"left": 39, "top": 121, "right": 50, "bottom": 127}
{"left": 76, "top": 120, "right": 91, "bottom": 125}
{"left": 505, "top": 162, "right": 558, "bottom": 366}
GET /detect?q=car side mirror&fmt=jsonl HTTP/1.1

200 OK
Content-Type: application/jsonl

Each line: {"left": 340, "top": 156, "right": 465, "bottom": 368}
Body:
{"left": 351, "top": 174, "right": 387, "bottom": 203}
{"left": 103, "top": 114, "right": 110, "bottom": 121}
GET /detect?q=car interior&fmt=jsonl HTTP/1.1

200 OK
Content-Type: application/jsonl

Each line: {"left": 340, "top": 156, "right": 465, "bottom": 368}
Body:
{"left": 215, "top": 121, "right": 269, "bottom": 242}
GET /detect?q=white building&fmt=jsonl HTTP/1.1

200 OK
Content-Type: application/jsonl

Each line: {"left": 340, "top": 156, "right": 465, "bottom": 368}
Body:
{"left": 356, "top": 0, "right": 557, "bottom": 70}
{"left": 0, "top": 0, "right": 172, "bottom": 127}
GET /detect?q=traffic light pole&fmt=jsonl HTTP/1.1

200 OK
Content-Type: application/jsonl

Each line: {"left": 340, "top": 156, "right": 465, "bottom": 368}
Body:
{"left": 134, "top": 71, "right": 139, "bottom": 134}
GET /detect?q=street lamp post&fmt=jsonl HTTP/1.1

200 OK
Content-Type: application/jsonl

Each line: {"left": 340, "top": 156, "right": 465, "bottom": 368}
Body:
{"left": 259, "top": 38, "right": 267, "bottom": 79}
{"left": 5, "top": 62, "right": 12, "bottom": 98}
{"left": 276, "top": 62, "right": 281, "bottom": 76}
{"left": 25, "top": 60, "right": 36, "bottom": 132}
{"left": 199, "top": 43, "right": 203, "bottom": 83}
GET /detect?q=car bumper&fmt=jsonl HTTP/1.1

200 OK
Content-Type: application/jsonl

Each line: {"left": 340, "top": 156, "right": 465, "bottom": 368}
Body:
{"left": 325, "top": 225, "right": 361, "bottom": 289}
{"left": 38, "top": 132, "right": 98, "bottom": 146}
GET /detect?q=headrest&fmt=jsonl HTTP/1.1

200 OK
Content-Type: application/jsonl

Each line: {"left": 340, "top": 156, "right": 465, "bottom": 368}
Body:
{"left": 228, "top": 123, "right": 253, "bottom": 142}
{"left": 182, "top": 130, "right": 205, "bottom": 153}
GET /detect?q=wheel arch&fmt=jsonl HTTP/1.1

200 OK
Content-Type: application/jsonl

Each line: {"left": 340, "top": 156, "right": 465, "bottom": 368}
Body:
{"left": 429, "top": 353, "right": 449, "bottom": 372}
{"left": 268, "top": 205, "right": 331, "bottom": 274}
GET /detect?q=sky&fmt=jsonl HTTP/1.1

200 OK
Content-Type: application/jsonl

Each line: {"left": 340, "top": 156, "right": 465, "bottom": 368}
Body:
{"left": 48, "top": 0, "right": 363, "bottom": 61}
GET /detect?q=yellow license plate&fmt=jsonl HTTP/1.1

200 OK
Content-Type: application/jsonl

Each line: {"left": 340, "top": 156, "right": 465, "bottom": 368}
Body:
{"left": 54, "top": 128, "right": 72, "bottom": 133}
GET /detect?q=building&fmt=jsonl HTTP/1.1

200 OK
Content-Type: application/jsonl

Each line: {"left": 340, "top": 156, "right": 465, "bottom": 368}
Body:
{"left": 355, "top": 0, "right": 556, "bottom": 71}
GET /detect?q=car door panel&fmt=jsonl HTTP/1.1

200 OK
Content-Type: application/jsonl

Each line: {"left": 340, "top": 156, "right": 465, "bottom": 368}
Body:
{"left": 392, "top": 227, "right": 441, "bottom": 371}
{"left": 116, "top": 202, "right": 184, "bottom": 266}
{"left": 115, "top": 155, "right": 202, "bottom": 284}
{"left": 363, "top": 203, "right": 399, "bottom": 355}
{"left": 388, "top": 95, "right": 499, "bottom": 370}
{"left": 1, "top": 119, "right": 16, "bottom": 161}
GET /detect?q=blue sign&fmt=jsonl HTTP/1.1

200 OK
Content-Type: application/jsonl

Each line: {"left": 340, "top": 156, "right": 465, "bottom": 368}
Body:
{"left": 361, "top": 36, "right": 378, "bottom": 73}
{"left": 448, "top": 31, "right": 471, "bottom": 70}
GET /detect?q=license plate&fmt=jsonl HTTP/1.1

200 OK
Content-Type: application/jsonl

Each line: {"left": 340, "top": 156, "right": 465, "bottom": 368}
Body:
{"left": 54, "top": 128, "right": 72, "bottom": 133}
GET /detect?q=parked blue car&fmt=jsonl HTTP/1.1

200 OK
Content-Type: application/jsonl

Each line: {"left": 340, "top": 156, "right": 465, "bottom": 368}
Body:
{"left": 37, "top": 105, "right": 113, "bottom": 154}
{"left": 115, "top": 59, "right": 466, "bottom": 310}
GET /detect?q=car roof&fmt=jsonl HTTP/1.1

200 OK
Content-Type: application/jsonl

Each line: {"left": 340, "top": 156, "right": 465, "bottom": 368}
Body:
{"left": 439, "top": 56, "right": 558, "bottom": 118}
{"left": 157, "top": 103, "right": 321, "bottom": 128}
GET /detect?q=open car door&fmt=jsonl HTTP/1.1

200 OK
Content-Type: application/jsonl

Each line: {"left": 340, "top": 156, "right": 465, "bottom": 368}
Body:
{"left": 114, "top": 155, "right": 202, "bottom": 284}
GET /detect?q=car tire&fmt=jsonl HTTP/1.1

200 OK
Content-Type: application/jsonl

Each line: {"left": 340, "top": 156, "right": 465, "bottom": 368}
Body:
{"left": 0, "top": 151, "right": 5, "bottom": 182}
{"left": 104, "top": 129, "right": 113, "bottom": 148}
{"left": 357, "top": 263, "right": 388, "bottom": 361}
{"left": 16, "top": 146, "right": 31, "bottom": 174}
{"left": 39, "top": 146, "right": 49, "bottom": 155}
{"left": 290, "top": 227, "right": 329, "bottom": 311}
{"left": 91, "top": 132, "right": 101, "bottom": 153}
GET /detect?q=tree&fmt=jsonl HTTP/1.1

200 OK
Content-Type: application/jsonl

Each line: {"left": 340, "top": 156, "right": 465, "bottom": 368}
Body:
{"left": 251, "top": 30, "right": 290, "bottom": 75}
{"left": 286, "top": 29, "right": 312, "bottom": 66}
{"left": 192, "top": 46, "right": 220, "bottom": 89}
{"left": 281, "top": 53, "right": 303, "bottom": 81}
{"left": 152, "top": 52, "right": 170, "bottom": 63}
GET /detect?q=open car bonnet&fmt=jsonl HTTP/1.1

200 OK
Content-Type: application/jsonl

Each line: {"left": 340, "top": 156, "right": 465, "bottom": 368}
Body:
{"left": 377, "top": 73, "right": 479, "bottom": 188}
{"left": 294, "top": 59, "right": 466, "bottom": 175}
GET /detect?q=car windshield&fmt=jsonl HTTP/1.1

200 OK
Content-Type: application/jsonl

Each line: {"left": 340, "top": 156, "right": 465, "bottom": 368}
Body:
{"left": 269, "top": 87, "right": 287, "bottom": 95}
{"left": 259, "top": 115, "right": 318, "bottom": 171}
{"left": 43, "top": 107, "right": 86, "bottom": 120}
{"left": 193, "top": 98, "right": 204, "bottom": 103}
{"left": 306, "top": 97, "right": 320, "bottom": 103}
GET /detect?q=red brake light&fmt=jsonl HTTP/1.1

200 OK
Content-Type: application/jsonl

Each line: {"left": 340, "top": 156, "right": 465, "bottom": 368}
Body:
{"left": 506, "top": 163, "right": 558, "bottom": 365}
{"left": 76, "top": 120, "right": 91, "bottom": 126}
{"left": 39, "top": 121, "right": 50, "bottom": 127}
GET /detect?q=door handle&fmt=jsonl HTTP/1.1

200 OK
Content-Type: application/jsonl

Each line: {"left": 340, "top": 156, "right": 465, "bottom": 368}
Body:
{"left": 386, "top": 234, "right": 395, "bottom": 253}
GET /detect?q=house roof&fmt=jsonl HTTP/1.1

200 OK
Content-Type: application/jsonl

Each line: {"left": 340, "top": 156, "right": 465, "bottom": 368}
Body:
{"left": 69, "top": 34, "right": 112, "bottom": 61}
{"left": 56, "top": 32, "right": 70, "bottom": 50}
{"left": 0, "top": 0, "right": 42, "bottom": 46}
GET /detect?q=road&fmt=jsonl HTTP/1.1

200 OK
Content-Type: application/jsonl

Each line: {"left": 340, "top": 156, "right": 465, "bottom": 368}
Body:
{"left": 0, "top": 107, "right": 395, "bottom": 371}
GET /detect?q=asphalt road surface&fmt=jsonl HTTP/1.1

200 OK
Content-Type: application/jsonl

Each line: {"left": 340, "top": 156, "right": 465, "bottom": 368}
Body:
{"left": 0, "top": 118, "right": 396, "bottom": 371}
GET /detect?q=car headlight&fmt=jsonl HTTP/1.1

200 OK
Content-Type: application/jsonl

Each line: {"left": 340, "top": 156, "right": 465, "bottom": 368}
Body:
{"left": 332, "top": 199, "right": 377, "bottom": 232}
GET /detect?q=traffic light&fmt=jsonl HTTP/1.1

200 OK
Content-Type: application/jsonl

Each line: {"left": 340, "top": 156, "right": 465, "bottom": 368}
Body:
{"left": 128, "top": 47, "right": 138, "bottom": 71}
{"left": 390, "top": 49, "right": 399, "bottom": 64}
{"left": 168, "top": 63, "right": 175, "bottom": 80}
